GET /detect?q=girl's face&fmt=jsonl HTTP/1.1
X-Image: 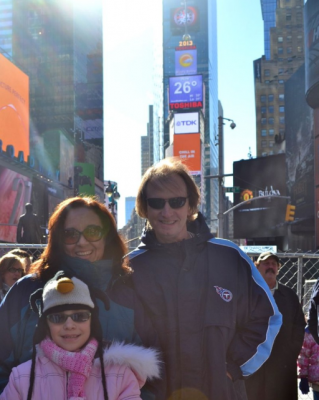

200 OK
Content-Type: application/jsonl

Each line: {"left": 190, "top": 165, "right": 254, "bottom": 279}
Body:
{"left": 47, "top": 309, "right": 91, "bottom": 352}
{"left": 2, "top": 261, "right": 24, "bottom": 287}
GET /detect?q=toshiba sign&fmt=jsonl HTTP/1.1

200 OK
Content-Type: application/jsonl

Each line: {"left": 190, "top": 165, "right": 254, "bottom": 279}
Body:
{"left": 174, "top": 112, "right": 199, "bottom": 134}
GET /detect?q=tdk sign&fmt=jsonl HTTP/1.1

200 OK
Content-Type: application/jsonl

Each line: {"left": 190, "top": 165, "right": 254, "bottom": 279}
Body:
{"left": 174, "top": 112, "right": 199, "bottom": 134}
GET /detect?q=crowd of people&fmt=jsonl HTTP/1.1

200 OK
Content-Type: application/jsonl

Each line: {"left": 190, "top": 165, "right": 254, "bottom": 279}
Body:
{"left": 0, "top": 157, "right": 317, "bottom": 400}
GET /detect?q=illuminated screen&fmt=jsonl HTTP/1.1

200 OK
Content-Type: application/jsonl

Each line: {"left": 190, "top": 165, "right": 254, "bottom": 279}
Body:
{"left": 169, "top": 75, "right": 203, "bottom": 110}
{"left": 175, "top": 49, "right": 197, "bottom": 76}
{"left": 0, "top": 167, "right": 32, "bottom": 242}
{"left": 0, "top": 54, "right": 29, "bottom": 161}
{"left": 170, "top": 6, "right": 200, "bottom": 36}
{"left": 174, "top": 133, "right": 201, "bottom": 175}
{"left": 174, "top": 112, "right": 199, "bottom": 134}
{"left": 74, "top": 162, "right": 95, "bottom": 196}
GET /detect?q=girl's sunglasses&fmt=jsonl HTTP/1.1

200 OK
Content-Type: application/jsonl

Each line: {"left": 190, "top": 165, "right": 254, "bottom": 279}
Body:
{"left": 63, "top": 225, "right": 106, "bottom": 245}
{"left": 7, "top": 267, "right": 24, "bottom": 274}
{"left": 147, "top": 197, "right": 188, "bottom": 210}
{"left": 47, "top": 311, "right": 91, "bottom": 324}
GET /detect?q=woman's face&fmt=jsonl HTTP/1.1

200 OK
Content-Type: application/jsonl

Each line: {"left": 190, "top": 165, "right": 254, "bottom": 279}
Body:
{"left": 2, "top": 260, "right": 24, "bottom": 287}
{"left": 63, "top": 207, "right": 106, "bottom": 263}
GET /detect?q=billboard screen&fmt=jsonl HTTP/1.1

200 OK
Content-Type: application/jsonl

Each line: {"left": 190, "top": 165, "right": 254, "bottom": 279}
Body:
{"left": 0, "top": 54, "right": 29, "bottom": 161}
{"left": 174, "top": 112, "right": 199, "bottom": 134}
{"left": 74, "top": 162, "right": 95, "bottom": 196}
{"left": 0, "top": 167, "right": 32, "bottom": 242}
{"left": 174, "top": 133, "right": 201, "bottom": 175}
{"left": 170, "top": 6, "right": 200, "bottom": 36}
{"left": 169, "top": 75, "right": 203, "bottom": 110}
{"left": 175, "top": 49, "right": 197, "bottom": 76}
{"left": 233, "top": 154, "right": 287, "bottom": 239}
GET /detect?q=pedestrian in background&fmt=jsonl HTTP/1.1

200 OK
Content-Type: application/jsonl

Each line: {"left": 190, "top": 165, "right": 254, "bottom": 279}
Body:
{"left": 16, "top": 203, "right": 42, "bottom": 244}
{"left": 0, "top": 272, "right": 160, "bottom": 400}
{"left": 129, "top": 157, "right": 282, "bottom": 400}
{"left": 0, "top": 253, "right": 25, "bottom": 301}
{"left": 245, "top": 251, "right": 305, "bottom": 400}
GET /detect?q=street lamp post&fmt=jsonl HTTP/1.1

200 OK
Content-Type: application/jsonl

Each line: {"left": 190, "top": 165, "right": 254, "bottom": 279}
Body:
{"left": 217, "top": 116, "right": 236, "bottom": 238}
{"left": 105, "top": 181, "right": 120, "bottom": 224}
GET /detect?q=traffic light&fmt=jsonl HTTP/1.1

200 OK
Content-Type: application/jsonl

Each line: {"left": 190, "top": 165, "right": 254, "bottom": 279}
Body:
{"left": 285, "top": 204, "right": 296, "bottom": 221}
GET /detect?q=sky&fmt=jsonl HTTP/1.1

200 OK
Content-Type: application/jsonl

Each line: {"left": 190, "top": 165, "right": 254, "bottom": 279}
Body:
{"left": 104, "top": 0, "right": 264, "bottom": 228}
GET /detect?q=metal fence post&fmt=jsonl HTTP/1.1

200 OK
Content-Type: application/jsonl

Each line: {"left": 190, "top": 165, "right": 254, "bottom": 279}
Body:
{"left": 297, "top": 256, "right": 304, "bottom": 304}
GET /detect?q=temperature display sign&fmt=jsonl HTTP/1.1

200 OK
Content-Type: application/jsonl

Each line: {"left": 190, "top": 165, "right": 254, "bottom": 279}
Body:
{"left": 169, "top": 75, "right": 203, "bottom": 110}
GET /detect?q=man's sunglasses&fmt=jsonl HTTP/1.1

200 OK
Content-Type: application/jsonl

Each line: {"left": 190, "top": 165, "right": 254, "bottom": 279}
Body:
{"left": 7, "top": 267, "right": 24, "bottom": 274}
{"left": 147, "top": 197, "right": 188, "bottom": 210}
{"left": 63, "top": 225, "right": 106, "bottom": 245}
{"left": 47, "top": 311, "right": 91, "bottom": 324}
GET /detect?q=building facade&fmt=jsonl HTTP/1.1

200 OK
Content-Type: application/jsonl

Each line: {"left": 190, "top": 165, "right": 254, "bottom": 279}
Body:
{"left": 254, "top": 0, "right": 304, "bottom": 157}
{"left": 162, "top": 0, "right": 218, "bottom": 230}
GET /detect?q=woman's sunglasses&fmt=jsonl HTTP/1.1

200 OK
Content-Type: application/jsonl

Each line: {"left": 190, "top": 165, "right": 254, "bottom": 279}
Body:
{"left": 63, "top": 225, "right": 106, "bottom": 245}
{"left": 147, "top": 197, "right": 188, "bottom": 210}
{"left": 47, "top": 311, "right": 91, "bottom": 324}
{"left": 7, "top": 267, "right": 24, "bottom": 274}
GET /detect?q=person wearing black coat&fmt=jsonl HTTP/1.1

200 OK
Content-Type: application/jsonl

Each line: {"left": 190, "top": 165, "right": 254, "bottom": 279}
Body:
{"left": 245, "top": 251, "right": 305, "bottom": 400}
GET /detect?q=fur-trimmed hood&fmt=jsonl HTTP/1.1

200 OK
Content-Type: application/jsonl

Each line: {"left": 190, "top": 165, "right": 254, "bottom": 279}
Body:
{"left": 98, "top": 342, "right": 161, "bottom": 383}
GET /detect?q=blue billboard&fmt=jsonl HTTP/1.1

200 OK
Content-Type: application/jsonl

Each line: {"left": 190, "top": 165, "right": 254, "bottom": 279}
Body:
{"left": 175, "top": 49, "right": 197, "bottom": 76}
{"left": 169, "top": 75, "right": 203, "bottom": 110}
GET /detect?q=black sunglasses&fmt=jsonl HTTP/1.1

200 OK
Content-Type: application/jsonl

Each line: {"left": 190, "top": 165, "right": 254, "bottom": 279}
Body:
{"left": 147, "top": 197, "right": 188, "bottom": 210}
{"left": 63, "top": 225, "right": 106, "bottom": 245}
{"left": 47, "top": 311, "right": 91, "bottom": 324}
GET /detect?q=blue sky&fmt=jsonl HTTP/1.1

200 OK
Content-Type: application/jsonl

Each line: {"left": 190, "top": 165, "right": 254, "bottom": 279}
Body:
{"left": 104, "top": 0, "right": 264, "bottom": 228}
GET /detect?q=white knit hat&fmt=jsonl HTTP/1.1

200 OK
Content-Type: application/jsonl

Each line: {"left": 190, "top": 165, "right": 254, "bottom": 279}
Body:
{"left": 43, "top": 275, "right": 94, "bottom": 313}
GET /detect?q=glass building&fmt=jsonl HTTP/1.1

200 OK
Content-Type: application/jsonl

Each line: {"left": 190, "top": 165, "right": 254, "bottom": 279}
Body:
{"left": 260, "top": 0, "right": 277, "bottom": 59}
{"left": 162, "top": 0, "right": 218, "bottom": 230}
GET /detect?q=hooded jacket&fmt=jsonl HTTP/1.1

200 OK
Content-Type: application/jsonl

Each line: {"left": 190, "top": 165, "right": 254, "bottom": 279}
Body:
{"left": 0, "top": 256, "right": 164, "bottom": 399}
{"left": 128, "top": 213, "right": 282, "bottom": 400}
{"left": 0, "top": 342, "right": 161, "bottom": 400}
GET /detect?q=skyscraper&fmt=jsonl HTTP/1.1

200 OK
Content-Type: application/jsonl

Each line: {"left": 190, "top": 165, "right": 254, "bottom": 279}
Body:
{"left": 254, "top": 0, "right": 304, "bottom": 157}
{"left": 162, "top": 0, "right": 218, "bottom": 230}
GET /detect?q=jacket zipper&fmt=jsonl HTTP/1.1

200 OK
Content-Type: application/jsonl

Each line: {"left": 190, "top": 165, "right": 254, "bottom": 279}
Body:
{"left": 66, "top": 371, "right": 69, "bottom": 399}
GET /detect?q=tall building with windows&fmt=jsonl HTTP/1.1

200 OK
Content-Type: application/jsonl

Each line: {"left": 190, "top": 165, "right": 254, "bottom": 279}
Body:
{"left": 254, "top": 0, "right": 304, "bottom": 157}
{"left": 125, "top": 196, "right": 136, "bottom": 225}
{"left": 0, "top": 0, "right": 104, "bottom": 225}
{"left": 162, "top": 0, "right": 218, "bottom": 230}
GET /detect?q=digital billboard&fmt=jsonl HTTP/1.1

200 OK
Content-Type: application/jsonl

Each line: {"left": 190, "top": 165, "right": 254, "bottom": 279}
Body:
{"left": 0, "top": 54, "right": 29, "bottom": 162}
{"left": 170, "top": 6, "right": 200, "bottom": 36}
{"left": 233, "top": 154, "right": 287, "bottom": 239}
{"left": 0, "top": 167, "right": 32, "bottom": 243}
{"left": 74, "top": 162, "right": 95, "bottom": 196}
{"left": 169, "top": 75, "right": 203, "bottom": 110}
{"left": 174, "top": 133, "right": 201, "bottom": 175}
{"left": 174, "top": 112, "right": 199, "bottom": 134}
{"left": 175, "top": 49, "right": 197, "bottom": 76}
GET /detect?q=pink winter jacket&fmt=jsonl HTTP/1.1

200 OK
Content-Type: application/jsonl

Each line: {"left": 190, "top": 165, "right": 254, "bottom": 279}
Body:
{"left": 0, "top": 342, "right": 161, "bottom": 400}
{"left": 298, "top": 330, "right": 319, "bottom": 384}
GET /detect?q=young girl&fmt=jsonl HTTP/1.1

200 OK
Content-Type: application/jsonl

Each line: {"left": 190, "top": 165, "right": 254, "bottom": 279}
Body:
{"left": 0, "top": 272, "right": 160, "bottom": 400}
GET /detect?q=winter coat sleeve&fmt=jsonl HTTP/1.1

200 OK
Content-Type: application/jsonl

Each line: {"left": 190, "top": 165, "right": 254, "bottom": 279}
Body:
{"left": 0, "top": 367, "right": 23, "bottom": 400}
{"left": 291, "top": 293, "right": 306, "bottom": 361}
{"left": 222, "top": 245, "right": 282, "bottom": 380}
{"left": 308, "top": 279, "right": 319, "bottom": 344}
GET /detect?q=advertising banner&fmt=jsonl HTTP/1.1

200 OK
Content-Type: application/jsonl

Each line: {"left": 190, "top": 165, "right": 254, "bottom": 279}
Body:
{"left": 304, "top": 0, "right": 319, "bottom": 108}
{"left": 0, "top": 167, "right": 32, "bottom": 242}
{"left": 0, "top": 54, "right": 29, "bottom": 162}
{"left": 81, "top": 119, "right": 103, "bottom": 140}
{"left": 74, "top": 162, "right": 95, "bottom": 196}
{"left": 233, "top": 154, "right": 287, "bottom": 239}
{"left": 253, "top": 58, "right": 262, "bottom": 82}
{"left": 175, "top": 49, "right": 197, "bottom": 76}
{"left": 170, "top": 6, "right": 200, "bottom": 36}
{"left": 173, "top": 133, "right": 201, "bottom": 175}
{"left": 169, "top": 75, "right": 203, "bottom": 110}
{"left": 174, "top": 112, "right": 199, "bottom": 134}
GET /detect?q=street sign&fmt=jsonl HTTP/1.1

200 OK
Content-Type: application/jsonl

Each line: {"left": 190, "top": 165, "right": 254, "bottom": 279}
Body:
{"left": 224, "top": 187, "right": 240, "bottom": 193}
{"left": 240, "top": 245, "right": 277, "bottom": 254}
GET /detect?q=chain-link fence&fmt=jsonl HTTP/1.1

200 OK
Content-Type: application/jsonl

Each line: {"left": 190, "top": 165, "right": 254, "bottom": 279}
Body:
{"left": 0, "top": 245, "right": 319, "bottom": 398}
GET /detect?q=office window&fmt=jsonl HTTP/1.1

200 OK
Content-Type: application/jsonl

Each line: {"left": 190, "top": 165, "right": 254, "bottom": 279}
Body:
{"left": 278, "top": 36, "right": 283, "bottom": 42}
{"left": 269, "top": 141, "right": 274, "bottom": 148}
{"left": 279, "top": 94, "right": 284, "bottom": 101}
{"left": 286, "top": 14, "right": 291, "bottom": 21}
{"left": 261, "top": 129, "right": 267, "bottom": 137}
{"left": 268, "top": 118, "right": 274, "bottom": 125}
{"left": 297, "top": 35, "right": 303, "bottom": 40}
{"left": 269, "top": 129, "right": 274, "bottom": 136}
{"left": 264, "top": 69, "right": 270, "bottom": 76}
{"left": 262, "top": 152, "right": 268, "bottom": 157}
{"left": 261, "top": 106, "right": 266, "bottom": 114}
{"left": 287, "top": 47, "right": 292, "bottom": 54}
{"left": 279, "top": 106, "right": 285, "bottom": 113}
{"left": 279, "top": 116, "right": 285, "bottom": 124}
{"left": 279, "top": 80, "right": 284, "bottom": 85}
{"left": 261, "top": 140, "right": 267, "bottom": 148}
{"left": 260, "top": 95, "right": 266, "bottom": 103}
{"left": 269, "top": 151, "right": 274, "bottom": 155}
{"left": 278, "top": 47, "right": 283, "bottom": 54}
{"left": 265, "top": 80, "right": 270, "bottom": 84}
{"left": 268, "top": 94, "right": 274, "bottom": 102}
{"left": 278, "top": 68, "right": 284, "bottom": 74}
{"left": 261, "top": 118, "right": 267, "bottom": 125}
{"left": 268, "top": 106, "right": 274, "bottom": 113}
{"left": 287, "top": 35, "right": 292, "bottom": 42}
{"left": 297, "top": 46, "right": 303, "bottom": 52}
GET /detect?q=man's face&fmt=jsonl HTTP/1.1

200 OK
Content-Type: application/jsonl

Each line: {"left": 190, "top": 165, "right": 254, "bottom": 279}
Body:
{"left": 257, "top": 257, "right": 279, "bottom": 287}
{"left": 146, "top": 174, "right": 191, "bottom": 244}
